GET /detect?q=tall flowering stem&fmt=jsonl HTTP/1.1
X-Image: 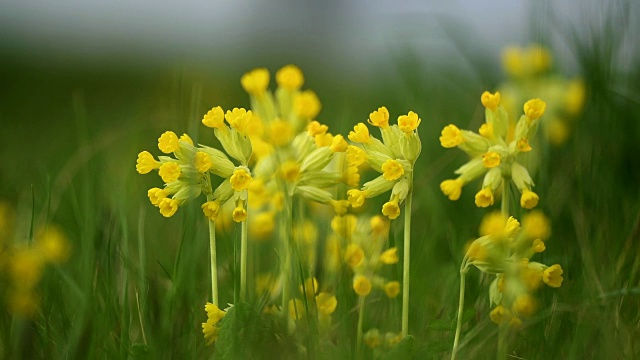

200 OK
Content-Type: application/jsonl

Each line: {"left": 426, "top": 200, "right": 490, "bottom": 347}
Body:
{"left": 240, "top": 212, "right": 248, "bottom": 302}
{"left": 451, "top": 258, "right": 467, "bottom": 360}
{"left": 401, "top": 172, "right": 413, "bottom": 338}
{"left": 497, "top": 176, "right": 510, "bottom": 360}
{"left": 208, "top": 214, "right": 219, "bottom": 306}
{"left": 356, "top": 296, "right": 366, "bottom": 359}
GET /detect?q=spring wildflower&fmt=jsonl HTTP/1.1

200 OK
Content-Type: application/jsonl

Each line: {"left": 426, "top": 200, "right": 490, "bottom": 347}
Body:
{"left": 202, "top": 303, "right": 227, "bottom": 345}
{"left": 439, "top": 91, "right": 543, "bottom": 209}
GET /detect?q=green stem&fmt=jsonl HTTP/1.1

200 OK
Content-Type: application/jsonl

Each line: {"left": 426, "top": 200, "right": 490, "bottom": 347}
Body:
{"left": 209, "top": 220, "right": 219, "bottom": 306}
{"left": 497, "top": 323, "right": 508, "bottom": 360}
{"left": 401, "top": 173, "right": 413, "bottom": 338}
{"left": 240, "top": 213, "right": 248, "bottom": 302}
{"left": 281, "top": 193, "right": 293, "bottom": 313}
{"left": 451, "top": 263, "right": 467, "bottom": 360}
{"left": 501, "top": 177, "right": 509, "bottom": 218}
{"left": 356, "top": 296, "right": 365, "bottom": 359}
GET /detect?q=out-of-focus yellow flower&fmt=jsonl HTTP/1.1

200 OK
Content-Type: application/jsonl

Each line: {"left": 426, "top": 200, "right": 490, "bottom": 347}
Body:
{"left": 353, "top": 275, "right": 372, "bottom": 297}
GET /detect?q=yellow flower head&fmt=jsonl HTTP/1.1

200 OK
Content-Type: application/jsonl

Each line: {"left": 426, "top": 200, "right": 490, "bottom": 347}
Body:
{"left": 315, "top": 292, "right": 338, "bottom": 316}
{"left": 331, "top": 215, "right": 357, "bottom": 238}
{"left": 194, "top": 152, "right": 212, "bottom": 173}
{"left": 512, "top": 294, "right": 537, "bottom": 317}
{"left": 330, "top": 200, "right": 350, "bottom": 216}
{"left": 300, "top": 277, "right": 319, "bottom": 298}
{"left": 379, "top": 247, "right": 399, "bottom": 265}
{"left": 315, "top": 133, "right": 334, "bottom": 148}
{"left": 35, "top": 226, "right": 70, "bottom": 264}
{"left": 159, "top": 198, "right": 180, "bottom": 217}
{"left": 10, "top": 248, "right": 44, "bottom": 288}
{"left": 202, "top": 201, "right": 221, "bottom": 221}
{"left": 225, "top": 108, "right": 253, "bottom": 136}
{"left": 288, "top": 298, "right": 305, "bottom": 320}
{"left": 481, "top": 91, "right": 501, "bottom": 110}
{"left": 147, "top": 188, "right": 168, "bottom": 206}
{"left": 565, "top": 79, "right": 585, "bottom": 116}
{"left": 250, "top": 211, "right": 276, "bottom": 239}
{"left": 241, "top": 68, "right": 269, "bottom": 96}
{"left": 505, "top": 216, "right": 520, "bottom": 237}
{"left": 370, "top": 215, "right": 389, "bottom": 236}
{"left": 475, "top": 188, "right": 494, "bottom": 208}
{"left": 543, "top": 264, "right": 563, "bottom": 288}
{"left": 528, "top": 45, "right": 552, "bottom": 73}
{"left": 230, "top": 168, "right": 253, "bottom": 191}
{"left": 397, "top": 111, "right": 421, "bottom": 133}
{"left": 479, "top": 123, "right": 494, "bottom": 138}
{"left": 276, "top": 64, "right": 304, "bottom": 91}
{"left": 439, "top": 124, "right": 464, "bottom": 148}
{"left": 532, "top": 239, "right": 546, "bottom": 253}
{"left": 344, "top": 243, "right": 365, "bottom": 268}
{"left": 330, "top": 134, "right": 348, "bottom": 153}
{"left": 482, "top": 151, "right": 501, "bottom": 168}
{"left": 205, "top": 302, "right": 227, "bottom": 323}
{"left": 490, "top": 305, "right": 511, "bottom": 324}
{"left": 381, "top": 159, "right": 405, "bottom": 181}
{"left": 232, "top": 206, "right": 248, "bottom": 223}
{"left": 524, "top": 98, "right": 546, "bottom": 120}
{"left": 347, "top": 189, "right": 368, "bottom": 208}
{"left": 479, "top": 211, "right": 506, "bottom": 236}
{"left": 440, "top": 179, "right": 463, "bottom": 201}
{"left": 384, "top": 281, "right": 401, "bottom": 298}
{"left": 180, "top": 134, "right": 194, "bottom": 145}
{"left": 343, "top": 165, "right": 360, "bottom": 188}
{"left": 136, "top": 151, "right": 159, "bottom": 174}
{"left": 307, "top": 120, "right": 328, "bottom": 137}
{"left": 202, "top": 106, "right": 225, "bottom": 129}
{"left": 158, "top": 162, "right": 181, "bottom": 183}
{"left": 353, "top": 275, "right": 372, "bottom": 297}
{"left": 502, "top": 46, "right": 525, "bottom": 77}
{"left": 520, "top": 189, "right": 539, "bottom": 209}
{"left": 346, "top": 145, "right": 366, "bottom": 167}
{"left": 368, "top": 107, "right": 390, "bottom": 129}
{"left": 295, "top": 90, "right": 321, "bottom": 119}
{"left": 465, "top": 241, "right": 488, "bottom": 262}
{"left": 348, "top": 123, "right": 371, "bottom": 143}
{"left": 522, "top": 210, "right": 551, "bottom": 240}
{"left": 268, "top": 119, "right": 294, "bottom": 146}
{"left": 280, "top": 160, "right": 300, "bottom": 183}
{"left": 382, "top": 199, "right": 400, "bottom": 220}
{"left": 158, "top": 131, "right": 179, "bottom": 154}
{"left": 517, "top": 138, "right": 532, "bottom": 152}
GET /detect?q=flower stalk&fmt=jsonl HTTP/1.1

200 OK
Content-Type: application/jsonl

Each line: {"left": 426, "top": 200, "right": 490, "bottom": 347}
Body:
{"left": 401, "top": 172, "right": 413, "bottom": 338}
{"left": 208, "top": 218, "right": 219, "bottom": 306}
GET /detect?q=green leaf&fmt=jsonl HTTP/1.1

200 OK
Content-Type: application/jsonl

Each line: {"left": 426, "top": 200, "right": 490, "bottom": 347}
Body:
{"left": 381, "top": 336, "right": 414, "bottom": 360}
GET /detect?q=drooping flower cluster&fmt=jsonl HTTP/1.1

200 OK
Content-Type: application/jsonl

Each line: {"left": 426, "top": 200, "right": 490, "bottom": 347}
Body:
{"left": 464, "top": 211, "right": 562, "bottom": 327}
{"left": 500, "top": 44, "right": 585, "bottom": 146}
{"left": 202, "top": 303, "right": 227, "bottom": 345}
{"left": 439, "top": 91, "right": 546, "bottom": 209}
{"left": 346, "top": 107, "right": 422, "bottom": 219}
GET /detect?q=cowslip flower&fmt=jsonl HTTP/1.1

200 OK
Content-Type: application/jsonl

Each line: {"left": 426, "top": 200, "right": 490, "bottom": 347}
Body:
{"left": 439, "top": 92, "right": 545, "bottom": 209}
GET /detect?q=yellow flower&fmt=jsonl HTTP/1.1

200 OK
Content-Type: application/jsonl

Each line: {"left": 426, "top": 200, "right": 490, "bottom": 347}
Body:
{"left": 520, "top": 189, "right": 539, "bottom": 209}
{"left": 158, "top": 162, "right": 181, "bottom": 183}
{"left": 35, "top": 226, "right": 70, "bottom": 263}
{"left": 381, "top": 160, "right": 404, "bottom": 181}
{"left": 370, "top": 215, "right": 389, "bottom": 236}
{"left": 543, "top": 264, "right": 563, "bottom": 288}
{"left": 382, "top": 199, "right": 400, "bottom": 220}
{"left": 295, "top": 90, "right": 321, "bottom": 119}
{"left": 522, "top": 210, "right": 551, "bottom": 240}
{"left": 7, "top": 290, "right": 39, "bottom": 318}
{"left": 524, "top": 98, "right": 546, "bottom": 120}
{"left": 315, "top": 292, "right": 338, "bottom": 316}
{"left": 347, "top": 189, "right": 368, "bottom": 208}
{"left": 148, "top": 188, "right": 168, "bottom": 206}
{"left": 517, "top": 138, "right": 532, "bottom": 152}
{"left": 502, "top": 46, "right": 524, "bottom": 77}
{"left": 489, "top": 305, "right": 511, "bottom": 324}
{"left": 353, "top": 275, "right": 372, "bottom": 297}
{"left": 232, "top": 205, "right": 248, "bottom": 223}
{"left": 159, "top": 198, "right": 180, "bottom": 217}
{"left": 300, "top": 277, "right": 319, "bottom": 298}
{"left": 384, "top": 281, "right": 401, "bottom": 298}
{"left": 202, "top": 106, "right": 225, "bottom": 129}
{"left": 368, "top": 107, "right": 390, "bottom": 129}
{"left": 478, "top": 124, "right": 494, "bottom": 139}
{"left": 205, "top": 302, "right": 226, "bottom": 324}
{"left": 136, "top": 151, "right": 159, "bottom": 174}
{"left": 532, "top": 239, "right": 546, "bottom": 253}
{"left": 512, "top": 294, "right": 536, "bottom": 317}
{"left": 241, "top": 68, "right": 269, "bottom": 96}
{"left": 332, "top": 215, "right": 357, "bottom": 238}
{"left": 202, "top": 201, "right": 221, "bottom": 221}
{"left": 482, "top": 151, "right": 501, "bottom": 168}
{"left": 9, "top": 248, "right": 44, "bottom": 288}
{"left": 194, "top": 152, "right": 212, "bottom": 173}
{"left": 225, "top": 108, "right": 253, "bottom": 136}
{"left": 276, "top": 64, "right": 304, "bottom": 91}
{"left": 344, "top": 244, "right": 365, "bottom": 268}
{"left": 379, "top": 248, "right": 399, "bottom": 265}
{"left": 330, "top": 134, "right": 348, "bottom": 153}
{"left": 346, "top": 145, "right": 366, "bottom": 167}
{"left": 440, "top": 179, "right": 463, "bottom": 201}
{"left": 397, "top": 111, "right": 421, "bottom": 133}
{"left": 158, "top": 131, "right": 179, "bottom": 154}
{"left": 528, "top": 45, "right": 552, "bottom": 73}
{"left": 479, "top": 211, "right": 506, "bottom": 236}
{"left": 465, "top": 241, "right": 487, "bottom": 262}
{"left": 481, "top": 91, "right": 501, "bottom": 110}
{"left": 288, "top": 298, "right": 305, "bottom": 320}
{"left": 475, "top": 188, "right": 494, "bottom": 208}
{"left": 268, "top": 119, "right": 294, "bottom": 146}
{"left": 439, "top": 124, "right": 464, "bottom": 148}
{"left": 250, "top": 211, "right": 276, "bottom": 239}
{"left": 202, "top": 320, "right": 220, "bottom": 346}
{"left": 330, "top": 200, "right": 350, "bottom": 216}
{"left": 565, "top": 79, "right": 585, "bottom": 116}
{"left": 180, "top": 133, "right": 194, "bottom": 145}
{"left": 280, "top": 161, "right": 300, "bottom": 183}
{"left": 315, "top": 133, "right": 333, "bottom": 148}
{"left": 547, "top": 117, "right": 569, "bottom": 146}
{"left": 307, "top": 120, "right": 328, "bottom": 137}
{"left": 230, "top": 168, "right": 253, "bottom": 191}
{"left": 343, "top": 166, "right": 360, "bottom": 187}
{"left": 348, "top": 123, "right": 371, "bottom": 143}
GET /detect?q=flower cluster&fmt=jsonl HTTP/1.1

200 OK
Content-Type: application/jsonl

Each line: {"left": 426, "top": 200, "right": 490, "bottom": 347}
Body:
{"left": 287, "top": 277, "right": 338, "bottom": 331}
{"left": 464, "top": 211, "right": 562, "bottom": 327}
{"left": 202, "top": 303, "right": 227, "bottom": 345}
{"left": 439, "top": 91, "right": 545, "bottom": 209}
{"left": 346, "top": 107, "right": 422, "bottom": 219}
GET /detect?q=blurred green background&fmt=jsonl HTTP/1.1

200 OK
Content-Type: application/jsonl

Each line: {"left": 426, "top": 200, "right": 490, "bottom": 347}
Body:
{"left": 1, "top": 0, "right": 639, "bottom": 358}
